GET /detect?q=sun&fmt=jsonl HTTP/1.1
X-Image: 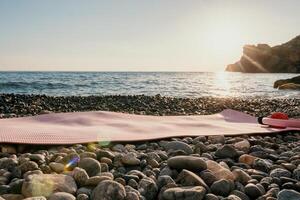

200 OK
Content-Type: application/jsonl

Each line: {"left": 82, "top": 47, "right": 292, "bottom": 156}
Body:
{"left": 205, "top": 21, "right": 245, "bottom": 55}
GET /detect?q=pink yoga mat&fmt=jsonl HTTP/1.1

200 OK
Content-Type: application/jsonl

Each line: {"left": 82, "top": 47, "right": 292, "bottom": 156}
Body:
{"left": 0, "top": 109, "right": 299, "bottom": 144}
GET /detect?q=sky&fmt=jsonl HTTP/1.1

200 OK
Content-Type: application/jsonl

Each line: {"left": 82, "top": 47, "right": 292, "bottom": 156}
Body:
{"left": 1, "top": 0, "right": 300, "bottom": 72}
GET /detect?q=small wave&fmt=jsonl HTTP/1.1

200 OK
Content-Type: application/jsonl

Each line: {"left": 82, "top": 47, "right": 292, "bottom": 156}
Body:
{"left": 0, "top": 81, "right": 28, "bottom": 88}
{"left": 0, "top": 81, "right": 71, "bottom": 90}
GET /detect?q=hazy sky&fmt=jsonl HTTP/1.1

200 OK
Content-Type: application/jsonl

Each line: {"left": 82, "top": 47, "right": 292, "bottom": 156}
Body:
{"left": 1, "top": 0, "right": 300, "bottom": 72}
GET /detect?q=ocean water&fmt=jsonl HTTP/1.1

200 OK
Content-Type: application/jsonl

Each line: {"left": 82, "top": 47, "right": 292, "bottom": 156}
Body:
{"left": 0, "top": 72, "right": 299, "bottom": 98}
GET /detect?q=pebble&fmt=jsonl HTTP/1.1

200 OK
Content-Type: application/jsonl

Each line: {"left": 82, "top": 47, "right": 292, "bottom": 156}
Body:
{"left": 238, "top": 154, "right": 257, "bottom": 166}
{"left": 49, "top": 162, "right": 65, "bottom": 173}
{"left": 22, "top": 174, "right": 77, "bottom": 198}
{"left": 167, "top": 156, "right": 207, "bottom": 171}
{"left": 138, "top": 178, "right": 158, "bottom": 200}
{"left": 176, "top": 169, "right": 209, "bottom": 191}
{"left": 163, "top": 186, "right": 206, "bottom": 200}
{"left": 206, "top": 160, "right": 235, "bottom": 181}
{"left": 210, "top": 179, "right": 233, "bottom": 196}
{"left": 232, "top": 169, "right": 251, "bottom": 185}
{"left": 91, "top": 180, "right": 126, "bottom": 200}
{"left": 244, "top": 183, "right": 264, "bottom": 199}
{"left": 164, "top": 141, "right": 193, "bottom": 154}
{"left": 121, "top": 153, "right": 140, "bottom": 166}
{"left": 72, "top": 167, "right": 89, "bottom": 186}
{"left": 48, "top": 192, "right": 76, "bottom": 200}
{"left": 78, "top": 158, "right": 101, "bottom": 177}
{"left": 215, "top": 145, "right": 239, "bottom": 158}
{"left": 270, "top": 168, "right": 292, "bottom": 178}
{"left": 277, "top": 189, "right": 300, "bottom": 200}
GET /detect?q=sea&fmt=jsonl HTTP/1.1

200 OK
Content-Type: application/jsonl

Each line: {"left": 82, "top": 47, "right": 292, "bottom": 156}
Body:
{"left": 0, "top": 72, "right": 299, "bottom": 98}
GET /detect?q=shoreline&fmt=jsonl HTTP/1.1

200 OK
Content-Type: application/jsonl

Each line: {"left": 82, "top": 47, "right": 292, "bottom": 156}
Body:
{"left": 0, "top": 93, "right": 300, "bottom": 199}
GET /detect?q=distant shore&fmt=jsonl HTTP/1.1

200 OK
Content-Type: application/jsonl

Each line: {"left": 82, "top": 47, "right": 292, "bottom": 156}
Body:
{"left": 0, "top": 93, "right": 299, "bottom": 118}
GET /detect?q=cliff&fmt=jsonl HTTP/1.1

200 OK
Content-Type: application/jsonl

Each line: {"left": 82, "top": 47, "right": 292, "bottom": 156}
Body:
{"left": 226, "top": 35, "right": 300, "bottom": 73}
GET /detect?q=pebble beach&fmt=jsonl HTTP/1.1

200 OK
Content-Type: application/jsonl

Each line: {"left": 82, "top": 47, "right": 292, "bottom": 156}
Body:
{"left": 0, "top": 94, "right": 300, "bottom": 200}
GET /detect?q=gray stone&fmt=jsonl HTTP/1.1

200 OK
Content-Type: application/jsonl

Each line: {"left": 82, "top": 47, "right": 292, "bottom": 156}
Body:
{"left": 48, "top": 192, "right": 76, "bottom": 200}
{"left": 215, "top": 145, "right": 238, "bottom": 158}
{"left": 23, "top": 197, "right": 47, "bottom": 200}
{"left": 76, "top": 194, "right": 89, "bottom": 200}
{"left": 232, "top": 169, "right": 251, "bottom": 185}
{"left": 21, "top": 174, "right": 77, "bottom": 198}
{"left": 0, "top": 158, "right": 18, "bottom": 171}
{"left": 49, "top": 162, "right": 65, "bottom": 173}
{"left": 244, "top": 183, "right": 264, "bottom": 199}
{"left": 78, "top": 158, "right": 101, "bottom": 177}
{"left": 19, "top": 161, "right": 39, "bottom": 174}
{"left": 167, "top": 156, "right": 207, "bottom": 171}
{"left": 164, "top": 141, "right": 193, "bottom": 154}
{"left": 121, "top": 153, "right": 140, "bottom": 166}
{"left": 91, "top": 180, "right": 126, "bottom": 200}
{"left": 72, "top": 167, "right": 89, "bottom": 186}
{"left": 177, "top": 169, "right": 209, "bottom": 191}
{"left": 163, "top": 186, "right": 206, "bottom": 200}
{"left": 270, "top": 168, "right": 291, "bottom": 178}
{"left": 210, "top": 179, "right": 233, "bottom": 196}
{"left": 138, "top": 178, "right": 158, "bottom": 200}
{"left": 277, "top": 189, "right": 300, "bottom": 200}
{"left": 293, "top": 168, "right": 300, "bottom": 181}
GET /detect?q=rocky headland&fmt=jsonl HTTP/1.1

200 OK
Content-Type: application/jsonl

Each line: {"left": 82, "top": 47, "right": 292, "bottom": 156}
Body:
{"left": 273, "top": 75, "right": 300, "bottom": 90}
{"left": 0, "top": 94, "right": 300, "bottom": 200}
{"left": 226, "top": 35, "right": 300, "bottom": 73}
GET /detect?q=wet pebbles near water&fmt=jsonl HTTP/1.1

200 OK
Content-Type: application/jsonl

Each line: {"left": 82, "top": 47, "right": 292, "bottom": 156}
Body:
{"left": 0, "top": 94, "right": 300, "bottom": 200}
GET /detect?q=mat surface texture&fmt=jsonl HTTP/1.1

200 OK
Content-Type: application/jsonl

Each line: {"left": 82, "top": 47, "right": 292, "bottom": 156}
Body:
{"left": 0, "top": 109, "right": 299, "bottom": 144}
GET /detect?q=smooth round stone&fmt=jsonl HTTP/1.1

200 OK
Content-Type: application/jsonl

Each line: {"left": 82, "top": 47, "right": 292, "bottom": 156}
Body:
{"left": 204, "top": 193, "right": 219, "bottom": 200}
{"left": 0, "top": 194, "right": 24, "bottom": 200}
{"left": 138, "top": 178, "right": 158, "bottom": 200}
{"left": 49, "top": 162, "right": 65, "bottom": 173}
{"left": 121, "top": 153, "right": 140, "bottom": 166}
{"left": 91, "top": 180, "right": 126, "bottom": 200}
{"left": 22, "top": 174, "right": 77, "bottom": 198}
{"left": 199, "top": 170, "right": 217, "bottom": 186}
{"left": 167, "top": 156, "right": 207, "bottom": 171}
{"left": 238, "top": 154, "right": 257, "bottom": 166}
{"left": 270, "top": 168, "right": 292, "bottom": 178}
{"left": 215, "top": 145, "right": 238, "bottom": 158}
{"left": 277, "top": 189, "right": 300, "bottom": 200}
{"left": 125, "top": 191, "right": 140, "bottom": 200}
{"left": 232, "top": 169, "right": 251, "bottom": 185}
{"left": 48, "top": 192, "right": 76, "bottom": 200}
{"left": 76, "top": 194, "right": 89, "bottom": 200}
{"left": 163, "top": 186, "right": 206, "bottom": 200}
{"left": 206, "top": 160, "right": 235, "bottom": 181}
{"left": 18, "top": 161, "right": 39, "bottom": 173}
{"left": 177, "top": 169, "right": 209, "bottom": 191}
{"left": 227, "top": 195, "right": 242, "bottom": 200}
{"left": 164, "top": 141, "right": 193, "bottom": 154}
{"left": 210, "top": 179, "right": 233, "bottom": 196}
{"left": 293, "top": 168, "right": 300, "bottom": 181}
{"left": 85, "top": 175, "right": 112, "bottom": 186}
{"left": 244, "top": 183, "right": 264, "bottom": 199}
{"left": 253, "top": 159, "right": 273, "bottom": 172}
{"left": 157, "top": 175, "right": 175, "bottom": 189}
{"left": 231, "top": 190, "right": 250, "bottom": 200}
{"left": 72, "top": 167, "right": 89, "bottom": 186}
{"left": 23, "top": 197, "right": 47, "bottom": 200}
{"left": 0, "top": 158, "right": 18, "bottom": 171}
{"left": 233, "top": 139, "right": 251, "bottom": 153}
{"left": 78, "top": 158, "right": 101, "bottom": 177}
{"left": 208, "top": 135, "right": 225, "bottom": 144}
